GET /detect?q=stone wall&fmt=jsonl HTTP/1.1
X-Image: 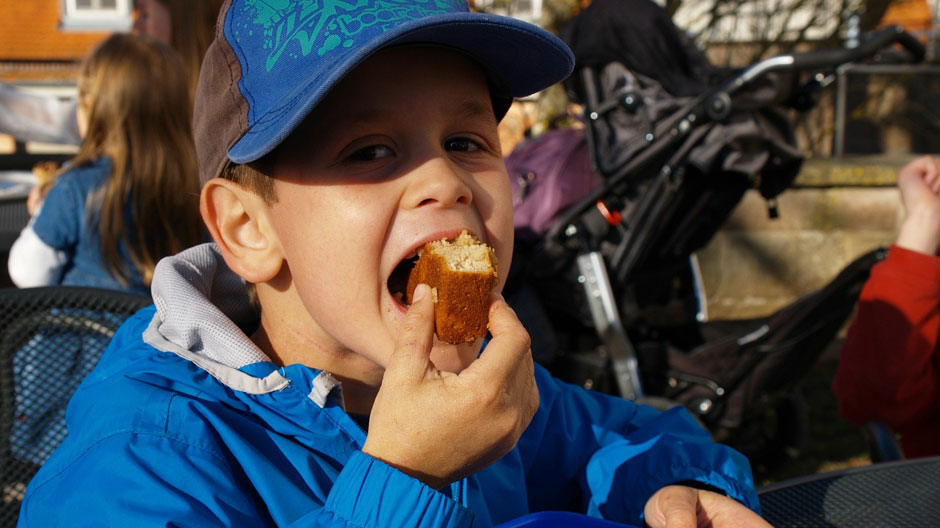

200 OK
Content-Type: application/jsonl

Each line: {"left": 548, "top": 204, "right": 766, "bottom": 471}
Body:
{"left": 696, "top": 155, "right": 916, "bottom": 320}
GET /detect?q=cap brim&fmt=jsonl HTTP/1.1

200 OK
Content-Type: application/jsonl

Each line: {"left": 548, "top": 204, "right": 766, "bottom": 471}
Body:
{"left": 228, "top": 12, "right": 574, "bottom": 164}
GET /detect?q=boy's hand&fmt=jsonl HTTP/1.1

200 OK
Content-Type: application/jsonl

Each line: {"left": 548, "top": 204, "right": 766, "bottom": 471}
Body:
{"left": 644, "top": 486, "right": 773, "bottom": 528}
{"left": 362, "top": 284, "right": 538, "bottom": 490}
{"left": 896, "top": 155, "right": 940, "bottom": 255}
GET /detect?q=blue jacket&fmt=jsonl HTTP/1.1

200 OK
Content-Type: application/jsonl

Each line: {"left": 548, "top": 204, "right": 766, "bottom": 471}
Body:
{"left": 17, "top": 244, "right": 759, "bottom": 527}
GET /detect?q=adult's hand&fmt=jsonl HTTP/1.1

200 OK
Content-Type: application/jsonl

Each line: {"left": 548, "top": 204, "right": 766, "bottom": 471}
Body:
{"left": 362, "top": 283, "right": 539, "bottom": 490}
{"left": 644, "top": 485, "right": 774, "bottom": 528}
{"left": 27, "top": 160, "right": 57, "bottom": 216}
{"left": 26, "top": 185, "right": 43, "bottom": 217}
{"left": 896, "top": 155, "right": 940, "bottom": 255}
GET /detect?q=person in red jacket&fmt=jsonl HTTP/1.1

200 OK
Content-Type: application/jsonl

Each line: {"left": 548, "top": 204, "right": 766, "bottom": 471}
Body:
{"left": 833, "top": 155, "right": 940, "bottom": 458}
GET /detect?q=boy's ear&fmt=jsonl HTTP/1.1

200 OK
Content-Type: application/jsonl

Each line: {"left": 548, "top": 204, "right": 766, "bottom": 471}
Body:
{"left": 200, "top": 178, "right": 283, "bottom": 284}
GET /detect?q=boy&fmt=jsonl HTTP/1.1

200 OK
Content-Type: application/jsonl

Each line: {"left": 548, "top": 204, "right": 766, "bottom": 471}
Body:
{"left": 18, "top": 1, "right": 771, "bottom": 527}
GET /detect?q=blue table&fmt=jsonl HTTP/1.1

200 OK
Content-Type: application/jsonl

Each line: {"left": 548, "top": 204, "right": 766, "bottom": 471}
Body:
{"left": 496, "top": 511, "right": 638, "bottom": 527}
{"left": 496, "top": 458, "right": 940, "bottom": 527}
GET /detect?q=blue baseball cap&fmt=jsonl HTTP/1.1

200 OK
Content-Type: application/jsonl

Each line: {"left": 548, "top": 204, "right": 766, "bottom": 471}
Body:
{"left": 193, "top": 0, "right": 575, "bottom": 184}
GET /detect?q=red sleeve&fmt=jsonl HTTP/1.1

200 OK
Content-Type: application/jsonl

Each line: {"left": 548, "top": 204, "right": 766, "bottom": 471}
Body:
{"left": 832, "top": 245, "right": 940, "bottom": 431}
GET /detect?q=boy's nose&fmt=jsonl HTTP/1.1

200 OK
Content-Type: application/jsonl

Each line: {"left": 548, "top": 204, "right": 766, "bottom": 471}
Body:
{"left": 404, "top": 156, "right": 473, "bottom": 209}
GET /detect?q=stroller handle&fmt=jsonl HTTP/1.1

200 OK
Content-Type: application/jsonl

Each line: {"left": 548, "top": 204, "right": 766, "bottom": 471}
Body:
{"left": 720, "top": 25, "right": 925, "bottom": 97}
{"left": 787, "top": 25, "right": 925, "bottom": 71}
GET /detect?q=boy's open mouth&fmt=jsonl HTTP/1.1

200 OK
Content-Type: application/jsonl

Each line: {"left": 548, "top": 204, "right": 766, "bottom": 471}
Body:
{"left": 387, "top": 253, "right": 420, "bottom": 307}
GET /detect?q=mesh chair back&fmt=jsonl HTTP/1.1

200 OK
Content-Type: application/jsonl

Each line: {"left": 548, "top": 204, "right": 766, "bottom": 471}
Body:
{"left": 0, "top": 286, "right": 151, "bottom": 526}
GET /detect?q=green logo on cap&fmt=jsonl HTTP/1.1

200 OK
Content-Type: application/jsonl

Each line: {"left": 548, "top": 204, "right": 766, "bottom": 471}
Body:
{"left": 240, "top": 0, "right": 465, "bottom": 72}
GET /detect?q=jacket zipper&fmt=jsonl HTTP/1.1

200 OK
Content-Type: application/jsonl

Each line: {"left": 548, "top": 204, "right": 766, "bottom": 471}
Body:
{"left": 450, "top": 479, "right": 463, "bottom": 504}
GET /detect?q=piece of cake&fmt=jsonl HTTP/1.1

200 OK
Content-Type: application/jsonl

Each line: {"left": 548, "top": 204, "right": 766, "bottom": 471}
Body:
{"left": 406, "top": 231, "right": 499, "bottom": 344}
{"left": 31, "top": 161, "right": 59, "bottom": 193}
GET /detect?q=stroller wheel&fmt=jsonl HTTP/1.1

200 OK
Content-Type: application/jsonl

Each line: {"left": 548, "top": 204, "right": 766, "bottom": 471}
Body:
{"left": 636, "top": 395, "right": 710, "bottom": 436}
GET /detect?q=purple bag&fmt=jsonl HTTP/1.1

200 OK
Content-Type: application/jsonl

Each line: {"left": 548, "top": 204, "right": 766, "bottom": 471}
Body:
{"left": 506, "top": 127, "right": 601, "bottom": 241}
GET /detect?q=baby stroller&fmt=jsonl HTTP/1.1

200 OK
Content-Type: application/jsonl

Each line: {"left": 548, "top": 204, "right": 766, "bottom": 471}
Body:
{"left": 504, "top": 0, "right": 925, "bottom": 466}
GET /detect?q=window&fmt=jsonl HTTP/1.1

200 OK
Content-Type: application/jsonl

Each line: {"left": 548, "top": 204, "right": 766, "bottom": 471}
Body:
{"left": 60, "top": 0, "right": 133, "bottom": 31}
{"left": 471, "top": 0, "right": 543, "bottom": 25}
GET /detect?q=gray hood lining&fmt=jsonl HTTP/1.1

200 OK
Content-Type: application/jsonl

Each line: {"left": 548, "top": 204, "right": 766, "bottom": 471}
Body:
{"left": 142, "top": 243, "right": 290, "bottom": 394}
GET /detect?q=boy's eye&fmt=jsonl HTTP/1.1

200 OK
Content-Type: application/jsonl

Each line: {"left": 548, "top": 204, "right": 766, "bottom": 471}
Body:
{"left": 444, "top": 137, "right": 480, "bottom": 153}
{"left": 349, "top": 145, "right": 393, "bottom": 162}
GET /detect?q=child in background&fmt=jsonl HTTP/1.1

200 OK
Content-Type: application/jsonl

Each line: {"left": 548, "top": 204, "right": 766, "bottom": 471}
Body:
{"left": 18, "top": 2, "right": 771, "bottom": 527}
{"left": 7, "top": 33, "right": 204, "bottom": 295}
{"left": 6, "top": 33, "right": 206, "bottom": 469}
{"left": 834, "top": 154, "right": 940, "bottom": 458}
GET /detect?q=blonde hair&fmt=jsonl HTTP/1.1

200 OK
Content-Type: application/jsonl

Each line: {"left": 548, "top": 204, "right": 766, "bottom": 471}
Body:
{"left": 156, "top": 0, "right": 225, "bottom": 99}
{"left": 74, "top": 33, "right": 204, "bottom": 286}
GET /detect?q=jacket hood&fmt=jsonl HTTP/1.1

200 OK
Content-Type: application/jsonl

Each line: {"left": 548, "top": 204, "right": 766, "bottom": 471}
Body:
{"left": 143, "top": 242, "right": 338, "bottom": 401}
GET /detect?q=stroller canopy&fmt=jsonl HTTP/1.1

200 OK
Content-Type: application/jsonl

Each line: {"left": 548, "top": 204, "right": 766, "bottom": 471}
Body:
{"left": 562, "top": 0, "right": 715, "bottom": 97}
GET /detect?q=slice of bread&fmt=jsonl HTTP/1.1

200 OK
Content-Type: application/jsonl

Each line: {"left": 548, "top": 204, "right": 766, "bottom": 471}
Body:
{"left": 406, "top": 231, "right": 499, "bottom": 344}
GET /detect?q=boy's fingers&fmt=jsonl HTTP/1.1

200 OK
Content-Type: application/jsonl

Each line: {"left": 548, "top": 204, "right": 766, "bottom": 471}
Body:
{"left": 387, "top": 284, "right": 435, "bottom": 383}
{"left": 645, "top": 486, "right": 698, "bottom": 528}
{"left": 927, "top": 156, "right": 940, "bottom": 189}
{"left": 470, "top": 296, "right": 533, "bottom": 378}
{"left": 487, "top": 295, "right": 532, "bottom": 350}
{"left": 929, "top": 155, "right": 940, "bottom": 172}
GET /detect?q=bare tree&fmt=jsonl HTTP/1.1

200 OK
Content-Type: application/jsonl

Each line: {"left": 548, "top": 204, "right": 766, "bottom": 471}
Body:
{"left": 472, "top": 0, "right": 901, "bottom": 65}
{"left": 473, "top": 0, "right": 927, "bottom": 156}
{"left": 669, "top": 0, "right": 898, "bottom": 65}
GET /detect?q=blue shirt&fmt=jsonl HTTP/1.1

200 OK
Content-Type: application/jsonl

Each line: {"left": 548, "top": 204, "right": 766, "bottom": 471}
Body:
{"left": 32, "top": 157, "right": 148, "bottom": 295}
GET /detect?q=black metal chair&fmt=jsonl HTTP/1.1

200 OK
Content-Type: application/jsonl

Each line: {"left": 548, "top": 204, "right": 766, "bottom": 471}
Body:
{"left": 0, "top": 286, "right": 151, "bottom": 527}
